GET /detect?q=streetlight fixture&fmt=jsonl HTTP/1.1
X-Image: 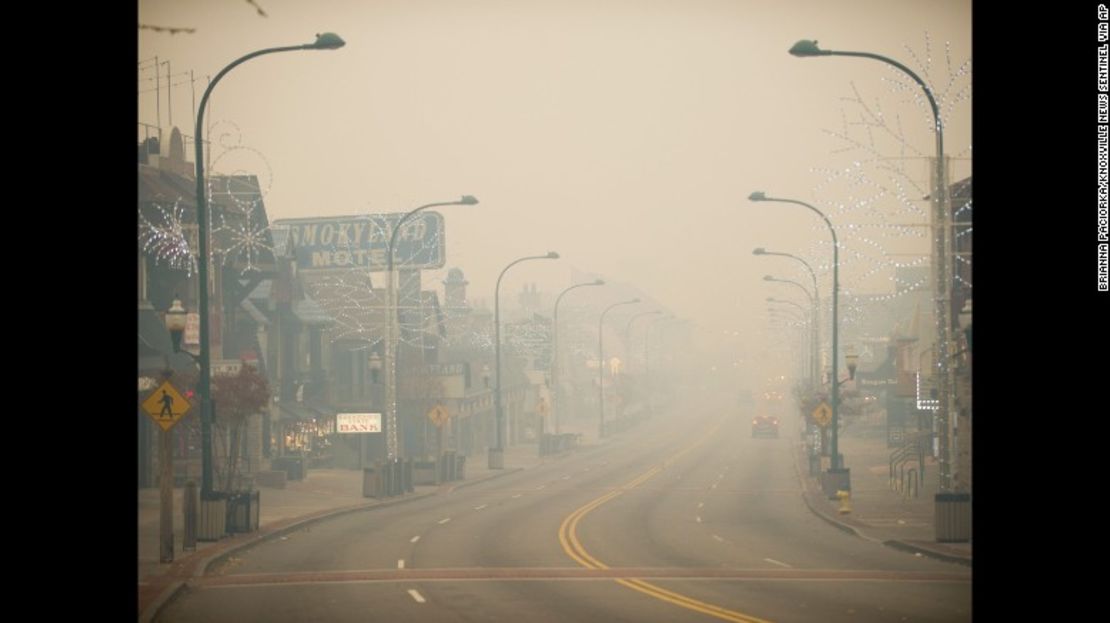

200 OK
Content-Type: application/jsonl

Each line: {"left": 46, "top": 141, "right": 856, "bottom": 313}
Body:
{"left": 164, "top": 297, "right": 194, "bottom": 361}
{"left": 382, "top": 196, "right": 479, "bottom": 462}
{"left": 788, "top": 38, "right": 956, "bottom": 492}
{"left": 552, "top": 279, "right": 605, "bottom": 434}
{"left": 192, "top": 33, "right": 345, "bottom": 498}
{"left": 490, "top": 252, "right": 560, "bottom": 469}
{"left": 845, "top": 345, "right": 859, "bottom": 380}
{"left": 599, "top": 298, "right": 640, "bottom": 438}
{"left": 750, "top": 191, "right": 849, "bottom": 491}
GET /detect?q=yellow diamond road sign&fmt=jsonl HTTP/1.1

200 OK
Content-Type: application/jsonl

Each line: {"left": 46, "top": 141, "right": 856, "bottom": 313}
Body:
{"left": 427, "top": 404, "right": 451, "bottom": 428}
{"left": 812, "top": 401, "right": 833, "bottom": 428}
{"left": 141, "top": 380, "right": 192, "bottom": 431}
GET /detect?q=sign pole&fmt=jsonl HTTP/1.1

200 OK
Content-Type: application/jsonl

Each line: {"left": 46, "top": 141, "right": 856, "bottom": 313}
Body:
{"left": 159, "top": 428, "right": 174, "bottom": 563}
{"left": 142, "top": 378, "right": 192, "bottom": 563}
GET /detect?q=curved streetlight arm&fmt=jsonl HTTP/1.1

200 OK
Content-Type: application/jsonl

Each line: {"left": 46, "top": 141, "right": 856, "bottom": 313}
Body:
{"left": 756, "top": 249, "right": 819, "bottom": 300}
{"left": 789, "top": 41, "right": 940, "bottom": 133}
{"left": 387, "top": 197, "right": 479, "bottom": 273}
{"left": 767, "top": 298, "right": 809, "bottom": 318}
{"left": 750, "top": 191, "right": 842, "bottom": 470}
{"left": 624, "top": 310, "right": 662, "bottom": 345}
{"left": 765, "top": 276, "right": 814, "bottom": 307}
{"left": 790, "top": 38, "right": 954, "bottom": 489}
{"left": 382, "top": 195, "right": 477, "bottom": 460}
{"left": 551, "top": 279, "right": 605, "bottom": 434}
{"left": 755, "top": 247, "right": 821, "bottom": 391}
{"left": 598, "top": 298, "right": 639, "bottom": 438}
{"left": 494, "top": 252, "right": 559, "bottom": 453}
{"left": 192, "top": 34, "right": 344, "bottom": 497}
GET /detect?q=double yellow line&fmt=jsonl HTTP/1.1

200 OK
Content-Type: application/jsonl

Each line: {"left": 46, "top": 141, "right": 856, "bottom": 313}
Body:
{"left": 557, "top": 417, "right": 772, "bottom": 623}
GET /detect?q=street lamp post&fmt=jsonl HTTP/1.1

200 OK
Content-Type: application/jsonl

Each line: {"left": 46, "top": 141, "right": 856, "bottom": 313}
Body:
{"left": 750, "top": 192, "right": 847, "bottom": 482}
{"left": 764, "top": 275, "right": 817, "bottom": 388}
{"left": 552, "top": 279, "right": 605, "bottom": 435}
{"left": 383, "top": 197, "right": 478, "bottom": 462}
{"left": 624, "top": 311, "right": 662, "bottom": 375}
{"left": 766, "top": 301, "right": 809, "bottom": 383}
{"left": 490, "top": 252, "right": 560, "bottom": 469}
{"left": 193, "top": 33, "right": 345, "bottom": 498}
{"left": 643, "top": 314, "right": 675, "bottom": 412}
{"left": 788, "top": 39, "right": 956, "bottom": 491}
{"left": 754, "top": 247, "right": 821, "bottom": 390}
{"left": 363, "top": 351, "right": 382, "bottom": 470}
{"left": 598, "top": 299, "right": 639, "bottom": 438}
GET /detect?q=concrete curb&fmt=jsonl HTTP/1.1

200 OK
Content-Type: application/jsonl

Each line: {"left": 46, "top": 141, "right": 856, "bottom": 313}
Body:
{"left": 196, "top": 491, "right": 438, "bottom": 577}
{"left": 882, "top": 539, "right": 973, "bottom": 568}
{"left": 141, "top": 461, "right": 540, "bottom": 621}
{"left": 139, "top": 580, "right": 187, "bottom": 623}
{"left": 789, "top": 440, "right": 972, "bottom": 565}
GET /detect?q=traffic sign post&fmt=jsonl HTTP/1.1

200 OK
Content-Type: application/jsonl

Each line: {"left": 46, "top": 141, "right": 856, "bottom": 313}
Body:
{"left": 427, "top": 405, "right": 451, "bottom": 459}
{"left": 141, "top": 379, "right": 193, "bottom": 564}
{"left": 812, "top": 401, "right": 832, "bottom": 428}
{"left": 141, "top": 380, "right": 193, "bottom": 432}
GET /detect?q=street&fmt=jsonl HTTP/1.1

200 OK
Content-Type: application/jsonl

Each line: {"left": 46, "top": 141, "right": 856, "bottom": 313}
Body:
{"left": 157, "top": 395, "right": 970, "bottom": 623}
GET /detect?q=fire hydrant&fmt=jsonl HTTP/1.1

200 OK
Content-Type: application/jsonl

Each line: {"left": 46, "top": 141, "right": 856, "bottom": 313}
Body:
{"left": 836, "top": 490, "right": 852, "bottom": 515}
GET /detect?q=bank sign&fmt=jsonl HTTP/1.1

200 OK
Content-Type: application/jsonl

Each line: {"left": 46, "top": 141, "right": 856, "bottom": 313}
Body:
{"left": 274, "top": 212, "right": 445, "bottom": 272}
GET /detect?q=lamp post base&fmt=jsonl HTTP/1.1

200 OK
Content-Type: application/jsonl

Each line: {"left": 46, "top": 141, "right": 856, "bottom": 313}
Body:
{"left": 820, "top": 467, "right": 851, "bottom": 500}
{"left": 488, "top": 447, "right": 504, "bottom": 470}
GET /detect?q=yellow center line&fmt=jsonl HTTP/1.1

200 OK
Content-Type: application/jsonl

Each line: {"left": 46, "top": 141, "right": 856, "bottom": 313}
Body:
{"left": 558, "top": 415, "right": 773, "bottom": 623}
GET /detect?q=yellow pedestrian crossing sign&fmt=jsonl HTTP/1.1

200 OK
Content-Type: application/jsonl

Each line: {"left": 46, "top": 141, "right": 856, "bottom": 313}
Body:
{"left": 812, "top": 401, "right": 832, "bottom": 428}
{"left": 427, "top": 404, "right": 451, "bottom": 428}
{"left": 141, "top": 380, "right": 192, "bottom": 431}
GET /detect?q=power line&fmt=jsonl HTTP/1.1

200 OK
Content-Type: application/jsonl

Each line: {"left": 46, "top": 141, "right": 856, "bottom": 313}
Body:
{"left": 139, "top": 24, "right": 197, "bottom": 35}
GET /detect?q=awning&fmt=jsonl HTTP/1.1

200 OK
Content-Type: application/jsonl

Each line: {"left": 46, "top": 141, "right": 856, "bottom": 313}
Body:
{"left": 277, "top": 400, "right": 337, "bottom": 422}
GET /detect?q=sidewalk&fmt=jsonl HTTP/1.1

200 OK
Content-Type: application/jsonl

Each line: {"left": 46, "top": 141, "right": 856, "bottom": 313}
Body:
{"left": 792, "top": 420, "right": 972, "bottom": 566}
{"left": 137, "top": 443, "right": 552, "bottom": 621}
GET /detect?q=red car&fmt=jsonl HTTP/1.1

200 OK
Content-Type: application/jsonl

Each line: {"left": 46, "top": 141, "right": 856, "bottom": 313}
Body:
{"left": 751, "top": 415, "right": 780, "bottom": 438}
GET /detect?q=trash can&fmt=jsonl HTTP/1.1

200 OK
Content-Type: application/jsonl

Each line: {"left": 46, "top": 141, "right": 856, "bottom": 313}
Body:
{"left": 198, "top": 492, "right": 227, "bottom": 542}
{"left": 226, "top": 490, "right": 260, "bottom": 533}
{"left": 413, "top": 460, "right": 438, "bottom": 486}
{"left": 363, "top": 464, "right": 382, "bottom": 498}
{"left": 272, "top": 456, "right": 305, "bottom": 481}
{"left": 935, "top": 492, "right": 971, "bottom": 542}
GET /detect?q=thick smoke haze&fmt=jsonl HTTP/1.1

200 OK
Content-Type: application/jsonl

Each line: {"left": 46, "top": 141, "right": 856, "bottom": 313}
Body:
{"left": 139, "top": 0, "right": 971, "bottom": 386}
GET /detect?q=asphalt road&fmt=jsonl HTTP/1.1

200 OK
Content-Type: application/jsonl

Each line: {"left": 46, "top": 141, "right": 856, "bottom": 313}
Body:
{"left": 157, "top": 397, "right": 970, "bottom": 622}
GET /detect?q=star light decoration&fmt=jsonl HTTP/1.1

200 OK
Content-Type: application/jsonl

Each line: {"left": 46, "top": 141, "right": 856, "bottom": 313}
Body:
{"left": 205, "top": 121, "right": 276, "bottom": 276}
{"left": 806, "top": 33, "right": 971, "bottom": 303}
{"left": 138, "top": 198, "right": 197, "bottom": 276}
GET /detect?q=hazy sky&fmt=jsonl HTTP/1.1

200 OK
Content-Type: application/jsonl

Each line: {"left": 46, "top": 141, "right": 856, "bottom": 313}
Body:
{"left": 138, "top": 0, "right": 971, "bottom": 381}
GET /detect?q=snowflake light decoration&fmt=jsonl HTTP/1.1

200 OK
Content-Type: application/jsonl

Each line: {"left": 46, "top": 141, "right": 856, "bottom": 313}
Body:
{"left": 138, "top": 199, "right": 196, "bottom": 275}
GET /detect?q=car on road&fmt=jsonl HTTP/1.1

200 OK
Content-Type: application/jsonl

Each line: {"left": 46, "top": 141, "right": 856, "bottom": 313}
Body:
{"left": 751, "top": 415, "right": 779, "bottom": 438}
